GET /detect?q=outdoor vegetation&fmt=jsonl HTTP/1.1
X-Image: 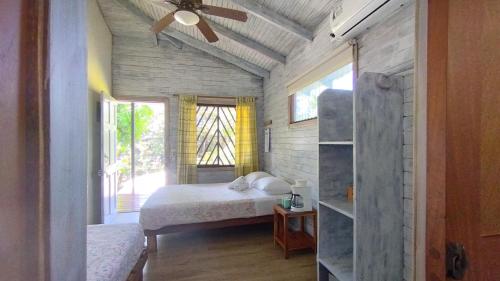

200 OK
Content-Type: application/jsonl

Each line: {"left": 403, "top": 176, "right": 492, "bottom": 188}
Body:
{"left": 116, "top": 102, "right": 165, "bottom": 190}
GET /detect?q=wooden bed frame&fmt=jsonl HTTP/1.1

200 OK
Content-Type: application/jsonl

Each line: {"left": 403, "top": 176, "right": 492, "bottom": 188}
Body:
{"left": 126, "top": 249, "right": 148, "bottom": 281}
{"left": 144, "top": 215, "right": 274, "bottom": 252}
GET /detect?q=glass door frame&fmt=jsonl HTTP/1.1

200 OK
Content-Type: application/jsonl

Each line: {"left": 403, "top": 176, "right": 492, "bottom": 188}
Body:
{"left": 115, "top": 96, "right": 169, "bottom": 193}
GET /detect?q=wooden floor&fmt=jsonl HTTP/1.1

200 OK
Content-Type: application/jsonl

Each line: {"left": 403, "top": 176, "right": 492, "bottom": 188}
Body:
{"left": 117, "top": 193, "right": 149, "bottom": 212}
{"left": 143, "top": 224, "right": 317, "bottom": 281}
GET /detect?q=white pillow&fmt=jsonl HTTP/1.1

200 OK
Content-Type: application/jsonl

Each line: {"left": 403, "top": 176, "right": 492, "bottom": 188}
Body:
{"left": 252, "top": 177, "right": 291, "bottom": 195}
{"left": 245, "top": 171, "right": 272, "bottom": 186}
{"left": 228, "top": 176, "right": 250, "bottom": 191}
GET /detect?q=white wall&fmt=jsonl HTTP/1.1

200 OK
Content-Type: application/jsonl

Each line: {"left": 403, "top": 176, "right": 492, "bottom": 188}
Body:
{"left": 87, "top": 0, "right": 113, "bottom": 224}
{"left": 88, "top": 0, "right": 112, "bottom": 95}
{"left": 263, "top": 4, "right": 415, "bottom": 280}
{"left": 112, "top": 37, "right": 264, "bottom": 184}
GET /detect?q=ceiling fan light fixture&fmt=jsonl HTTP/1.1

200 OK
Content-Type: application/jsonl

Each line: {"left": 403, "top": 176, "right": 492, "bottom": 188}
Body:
{"left": 174, "top": 10, "right": 200, "bottom": 26}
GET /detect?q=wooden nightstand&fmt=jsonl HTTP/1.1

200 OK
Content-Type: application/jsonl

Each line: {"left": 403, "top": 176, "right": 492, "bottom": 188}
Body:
{"left": 273, "top": 204, "right": 317, "bottom": 259}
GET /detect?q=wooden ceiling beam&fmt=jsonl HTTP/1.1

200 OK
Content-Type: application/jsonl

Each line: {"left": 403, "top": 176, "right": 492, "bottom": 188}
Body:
{"left": 156, "top": 31, "right": 269, "bottom": 78}
{"left": 151, "top": 1, "right": 286, "bottom": 64}
{"left": 152, "top": 32, "right": 159, "bottom": 46}
{"left": 158, "top": 32, "right": 183, "bottom": 49}
{"left": 208, "top": 21, "right": 286, "bottom": 64}
{"left": 114, "top": 0, "right": 269, "bottom": 78}
{"left": 229, "top": 0, "right": 314, "bottom": 42}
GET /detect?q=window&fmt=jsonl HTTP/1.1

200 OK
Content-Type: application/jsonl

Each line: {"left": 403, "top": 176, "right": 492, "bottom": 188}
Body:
{"left": 288, "top": 44, "right": 354, "bottom": 124}
{"left": 290, "top": 63, "right": 354, "bottom": 123}
{"left": 196, "top": 105, "right": 236, "bottom": 167}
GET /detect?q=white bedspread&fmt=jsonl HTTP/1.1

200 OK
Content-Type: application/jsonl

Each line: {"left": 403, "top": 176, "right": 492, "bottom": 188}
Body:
{"left": 87, "top": 223, "right": 144, "bottom": 281}
{"left": 139, "top": 183, "right": 282, "bottom": 230}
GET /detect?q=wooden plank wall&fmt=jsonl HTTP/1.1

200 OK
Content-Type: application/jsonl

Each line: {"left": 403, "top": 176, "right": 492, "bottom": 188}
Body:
{"left": 112, "top": 36, "right": 264, "bottom": 183}
{"left": 263, "top": 3, "right": 416, "bottom": 280}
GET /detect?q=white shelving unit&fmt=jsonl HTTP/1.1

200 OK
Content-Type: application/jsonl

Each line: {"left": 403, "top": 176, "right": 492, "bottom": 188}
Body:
{"left": 318, "top": 198, "right": 353, "bottom": 219}
{"left": 318, "top": 141, "right": 353, "bottom": 145}
{"left": 317, "top": 73, "right": 404, "bottom": 281}
{"left": 317, "top": 89, "right": 354, "bottom": 281}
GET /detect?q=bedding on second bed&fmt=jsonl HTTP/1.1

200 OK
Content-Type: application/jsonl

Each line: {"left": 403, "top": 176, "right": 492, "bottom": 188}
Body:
{"left": 87, "top": 223, "right": 144, "bottom": 281}
{"left": 140, "top": 182, "right": 283, "bottom": 230}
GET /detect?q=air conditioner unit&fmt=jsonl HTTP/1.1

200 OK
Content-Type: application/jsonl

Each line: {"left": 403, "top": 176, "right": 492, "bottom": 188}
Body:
{"left": 330, "top": 0, "right": 410, "bottom": 41}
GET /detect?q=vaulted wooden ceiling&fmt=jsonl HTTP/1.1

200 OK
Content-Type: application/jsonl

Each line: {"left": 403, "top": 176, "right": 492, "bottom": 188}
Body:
{"left": 98, "top": 0, "right": 340, "bottom": 78}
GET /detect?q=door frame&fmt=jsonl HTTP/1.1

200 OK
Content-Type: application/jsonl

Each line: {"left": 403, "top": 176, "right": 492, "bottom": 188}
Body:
{"left": 416, "top": 0, "right": 500, "bottom": 280}
{"left": 425, "top": 0, "right": 448, "bottom": 279}
{"left": 415, "top": 0, "right": 452, "bottom": 279}
{"left": 0, "top": 0, "right": 50, "bottom": 279}
{"left": 413, "top": 0, "right": 429, "bottom": 279}
{"left": 1, "top": 0, "right": 87, "bottom": 279}
{"left": 113, "top": 96, "right": 170, "bottom": 192}
{"left": 414, "top": 0, "right": 448, "bottom": 279}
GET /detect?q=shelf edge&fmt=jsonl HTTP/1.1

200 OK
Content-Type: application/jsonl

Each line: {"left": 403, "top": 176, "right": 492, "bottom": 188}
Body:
{"left": 317, "top": 257, "right": 354, "bottom": 281}
{"left": 319, "top": 141, "right": 354, "bottom": 145}
{"left": 318, "top": 200, "right": 354, "bottom": 219}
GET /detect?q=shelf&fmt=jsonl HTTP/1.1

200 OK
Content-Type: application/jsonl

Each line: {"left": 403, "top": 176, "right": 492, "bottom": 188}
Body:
{"left": 319, "top": 141, "right": 353, "bottom": 145}
{"left": 319, "top": 198, "right": 354, "bottom": 219}
{"left": 318, "top": 256, "right": 353, "bottom": 281}
{"left": 275, "top": 230, "right": 315, "bottom": 251}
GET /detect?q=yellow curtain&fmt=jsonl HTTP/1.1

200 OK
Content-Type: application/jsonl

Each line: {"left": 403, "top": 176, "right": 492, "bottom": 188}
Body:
{"left": 177, "top": 95, "right": 198, "bottom": 184}
{"left": 235, "top": 97, "right": 259, "bottom": 177}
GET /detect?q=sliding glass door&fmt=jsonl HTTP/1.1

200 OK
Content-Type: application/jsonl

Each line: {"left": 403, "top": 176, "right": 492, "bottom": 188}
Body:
{"left": 116, "top": 101, "right": 166, "bottom": 212}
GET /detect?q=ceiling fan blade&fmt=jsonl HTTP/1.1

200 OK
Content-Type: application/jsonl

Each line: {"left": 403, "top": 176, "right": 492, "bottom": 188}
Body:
{"left": 196, "top": 17, "right": 219, "bottom": 43}
{"left": 200, "top": 5, "right": 248, "bottom": 22}
{"left": 150, "top": 12, "right": 176, "bottom": 34}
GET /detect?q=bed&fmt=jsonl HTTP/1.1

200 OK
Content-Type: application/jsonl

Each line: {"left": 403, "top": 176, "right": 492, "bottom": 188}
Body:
{"left": 87, "top": 223, "right": 148, "bottom": 281}
{"left": 139, "top": 182, "right": 284, "bottom": 252}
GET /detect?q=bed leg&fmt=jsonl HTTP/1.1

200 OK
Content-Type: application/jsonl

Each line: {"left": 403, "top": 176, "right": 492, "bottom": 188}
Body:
{"left": 146, "top": 235, "right": 157, "bottom": 253}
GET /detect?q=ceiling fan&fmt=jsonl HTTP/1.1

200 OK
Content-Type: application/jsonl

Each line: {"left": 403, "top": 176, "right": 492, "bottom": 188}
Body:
{"left": 151, "top": 0, "right": 248, "bottom": 43}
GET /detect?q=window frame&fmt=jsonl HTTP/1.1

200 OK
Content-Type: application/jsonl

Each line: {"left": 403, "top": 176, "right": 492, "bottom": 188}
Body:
{"left": 287, "top": 43, "right": 355, "bottom": 126}
{"left": 288, "top": 62, "right": 355, "bottom": 125}
{"left": 196, "top": 102, "right": 236, "bottom": 168}
{"left": 114, "top": 96, "right": 169, "bottom": 190}
{"left": 288, "top": 95, "right": 318, "bottom": 126}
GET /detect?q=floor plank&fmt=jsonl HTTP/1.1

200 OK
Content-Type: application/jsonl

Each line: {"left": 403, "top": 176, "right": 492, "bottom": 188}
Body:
{"left": 144, "top": 224, "right": 317, "bottom": 281}
{"left": 117, "top": 193, "right": 149, "bottom": 212}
